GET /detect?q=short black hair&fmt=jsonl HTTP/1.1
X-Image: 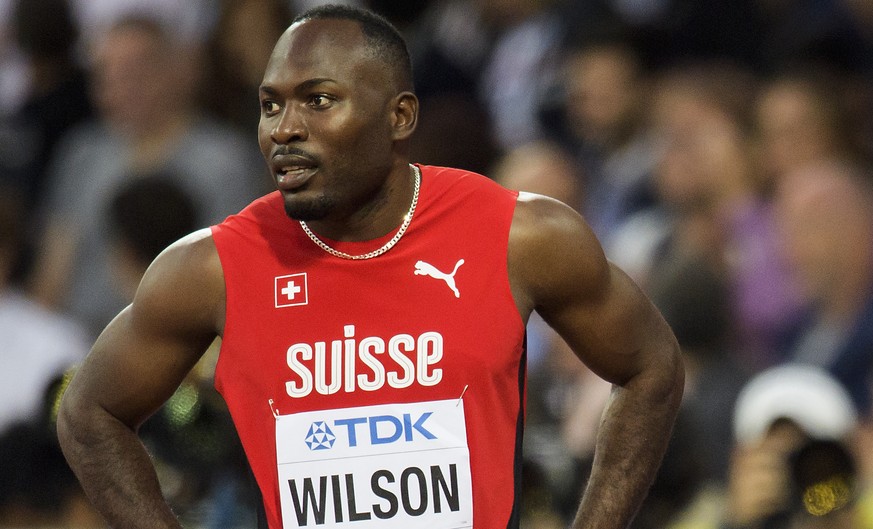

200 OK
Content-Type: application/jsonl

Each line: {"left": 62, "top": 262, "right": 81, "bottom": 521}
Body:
{"left": 291, "top": 4, "right": 413, "bottom": 90}
{"left": 13, "top": 0, "right": 79, "bottom": 61}
{"left": 108, "top": 174, "right": 198, "bottom": 264}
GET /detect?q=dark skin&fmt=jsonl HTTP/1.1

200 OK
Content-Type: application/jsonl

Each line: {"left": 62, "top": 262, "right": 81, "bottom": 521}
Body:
{"left": 58, "top": 17, "right": 683, "bottom": 529}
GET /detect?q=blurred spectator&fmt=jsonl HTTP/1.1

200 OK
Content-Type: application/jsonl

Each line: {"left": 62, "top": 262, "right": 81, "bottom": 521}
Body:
{"left": 786, "top": 439, "right": 863, "bottom": 529}
{"left": 106, "top": 173, "right": 199, "bottom": 301}
{"left": 545, "top": 35, "right": 658, "bottom": 244}
{"left": 102, "top": 174, "right": 257, "bottom": 528}
{"left": 648, "top": 253, "right": 748, "bottom": 486}
{"left": 720, "top": 363, "right": 859, "bottom": 529}
{"left": 28, "top": 15, "right": 264, "bottom": 337}
{"left": 201, "top": 0, "right": 294, "bottom": 135}
{"left": 774, "top": 160, "right": 873, "bottom": 415}
{"left": 0, "top": 420, "right": 104, "bottom": 528}
{"left": 491, "top": 140, "right": 582, "bottom": 210}
{"left": 754, "top": 68, "right": 866, "bottom": 187}
{"left": 477, "top": 0, "right": 564, "bottom": 150}
{"left": 0, "top": 0, "right": 94, "bottom": 213}
{"left": 410, "top": 0, "right": 565, "bottom": 154}
{"left": 0, "top": 190, "right": 90, "bottom": 433}
{"left": 405, "top": 0, "right": 499, "bottom": 173}
{"left": 610, "top": 63, "right": 803, "bottom": 369}
{"left": 604, "top": 63, "right": 804, "bottom": 372}
{"left": 68, "top": 0, "right": 215, "bottom": 48}
{"left": 409, "top": 0, "right": 489, "bottom": 101}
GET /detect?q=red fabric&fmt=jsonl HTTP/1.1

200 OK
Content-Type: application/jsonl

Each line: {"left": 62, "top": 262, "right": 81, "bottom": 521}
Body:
{"left": 211, "top": 165, "right": 525, "bottom": 528}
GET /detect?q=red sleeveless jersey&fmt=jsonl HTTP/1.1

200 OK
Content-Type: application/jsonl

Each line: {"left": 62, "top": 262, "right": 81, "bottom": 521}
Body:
{"left": 211, "top": 165, "right": 526, "bottom": 529}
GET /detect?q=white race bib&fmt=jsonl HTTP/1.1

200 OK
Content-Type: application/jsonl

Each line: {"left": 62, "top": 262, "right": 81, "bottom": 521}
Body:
{"left": 275, "top": 399, "right": 473, "bottom": 529}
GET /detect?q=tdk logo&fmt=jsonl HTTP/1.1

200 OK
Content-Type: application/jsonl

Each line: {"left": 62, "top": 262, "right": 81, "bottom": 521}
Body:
{"left": 304, "top": 421, "right": 336, "bottom": 450}
{"left": 305, "top": 412, "right": 436, "bottom": 451}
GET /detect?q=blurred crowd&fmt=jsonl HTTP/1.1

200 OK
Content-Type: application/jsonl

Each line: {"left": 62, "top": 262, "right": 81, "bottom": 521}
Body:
{"left": 3, "top": 0, "right": 873, "bottom": 528}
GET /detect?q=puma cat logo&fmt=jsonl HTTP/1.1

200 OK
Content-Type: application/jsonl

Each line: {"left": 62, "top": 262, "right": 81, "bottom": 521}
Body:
{"left": 414, "top": 259, "right": 465, "bottom": 298}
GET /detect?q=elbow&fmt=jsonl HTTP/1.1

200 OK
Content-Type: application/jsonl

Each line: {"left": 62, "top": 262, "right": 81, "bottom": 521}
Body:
{"left": 56, "top": 381, "right": 109, "bottom": 467}
{"left": 56, "top": 386, "right": 86, "bottom": 461}
{"left": 630, "top": 336, "right": 684, "bottom": 414}
{"left": 665, "top": 339, "right": 685, "bottom": 408}
{"left": 653, "top": 337, "right": 685, "bottom": 413}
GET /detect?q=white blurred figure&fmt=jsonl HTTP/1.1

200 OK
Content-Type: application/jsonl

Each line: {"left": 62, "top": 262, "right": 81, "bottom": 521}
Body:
{"left": 0, "top": 192, "right": 90, "bottom": 434}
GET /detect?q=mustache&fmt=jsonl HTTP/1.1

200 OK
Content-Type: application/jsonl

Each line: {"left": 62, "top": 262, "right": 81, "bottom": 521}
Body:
{"left": 271, "top": 146, "right": 319, "bottom": 163}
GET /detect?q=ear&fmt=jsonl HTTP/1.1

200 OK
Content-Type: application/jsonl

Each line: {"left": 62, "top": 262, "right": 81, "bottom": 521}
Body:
{"left": 390, "top": 92, "right": 418, "bottom": 141}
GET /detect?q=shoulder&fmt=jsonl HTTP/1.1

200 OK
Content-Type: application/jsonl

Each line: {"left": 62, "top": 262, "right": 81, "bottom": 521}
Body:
{"left": 421, "top": 164, "right": 508, "bottom": 191}
{"left": 419, "top": 165, "right": 518, "bottom": 216}
{"left": 131, "top": 228, "right": 225, "bottom": 336}
{"left": 508, "top": 192, "right": 609, "bottom": 316}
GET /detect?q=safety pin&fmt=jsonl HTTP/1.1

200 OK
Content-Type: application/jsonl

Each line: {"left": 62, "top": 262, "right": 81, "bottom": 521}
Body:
{"left": 268, "top": 398, "right": 280, "bottom": 420}
{"left": 456, "top": 384, "right": 469, "bottom": 407}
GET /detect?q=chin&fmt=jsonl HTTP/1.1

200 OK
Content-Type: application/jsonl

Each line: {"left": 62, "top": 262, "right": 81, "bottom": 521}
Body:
{"left": 283, "top": 195, "right": 332, "bottom": 221}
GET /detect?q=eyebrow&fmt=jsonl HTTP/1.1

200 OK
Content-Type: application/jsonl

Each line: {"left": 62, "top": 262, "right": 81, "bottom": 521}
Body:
{"left": 259, "top": 78, "right": 338, "bottom": 96}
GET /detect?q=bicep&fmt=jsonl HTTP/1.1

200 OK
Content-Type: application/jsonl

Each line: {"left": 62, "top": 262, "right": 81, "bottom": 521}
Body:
{"left": 510, "top": 195, "right": 677, "bottom": 386}
{"left": 63, "top": 231, "right": 223, "bottom": 429}
{"left": 539, "top": 263, "right": 675, "bottom": 386}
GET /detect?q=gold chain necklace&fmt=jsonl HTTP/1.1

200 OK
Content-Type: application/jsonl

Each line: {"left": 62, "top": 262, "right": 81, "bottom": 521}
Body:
{"left": 298, "top": 165, "right": 420, "bottom": 260}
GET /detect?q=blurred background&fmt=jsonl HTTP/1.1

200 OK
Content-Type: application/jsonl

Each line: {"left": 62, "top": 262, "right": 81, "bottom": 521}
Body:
{"left": 3, "top": 0, "right": 873, "bottom": 528}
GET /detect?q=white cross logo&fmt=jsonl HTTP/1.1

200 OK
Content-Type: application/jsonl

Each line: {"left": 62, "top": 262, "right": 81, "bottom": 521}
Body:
{"left": 275, "top": 273, "right": 308, "bottom": 308}
{"left": 281, "top": 281, "right": 301, "bottom": 300}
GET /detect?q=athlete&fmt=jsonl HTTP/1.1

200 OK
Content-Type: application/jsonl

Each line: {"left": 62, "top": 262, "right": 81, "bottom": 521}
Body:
{"left": 57, "top": 5, "right": 683, "bottom": 529}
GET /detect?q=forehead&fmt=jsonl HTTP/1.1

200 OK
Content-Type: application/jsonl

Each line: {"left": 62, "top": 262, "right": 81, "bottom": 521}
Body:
{"left": 262, "top": 18, "right": 384, "bottom": 87}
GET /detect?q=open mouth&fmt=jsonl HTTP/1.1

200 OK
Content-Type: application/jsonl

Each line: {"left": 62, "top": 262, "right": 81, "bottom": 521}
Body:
{"left": 276, "top": 165, "right": 317, "bottom": 191}
{"left": 272, "top": 152, "right": 318, "bottom": 191}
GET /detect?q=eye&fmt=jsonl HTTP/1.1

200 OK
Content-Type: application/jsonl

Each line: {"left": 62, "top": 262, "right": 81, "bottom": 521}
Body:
{"left": 261, "top": 100, "right": 280, "bottom": 116}
{"left": 308, "top": 94, "right": 334, "bottom": 109}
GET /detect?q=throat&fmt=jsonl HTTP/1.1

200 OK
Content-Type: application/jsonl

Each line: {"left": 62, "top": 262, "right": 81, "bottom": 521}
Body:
{"left": 298, "top": 164, "right": 420, "bottom": 260}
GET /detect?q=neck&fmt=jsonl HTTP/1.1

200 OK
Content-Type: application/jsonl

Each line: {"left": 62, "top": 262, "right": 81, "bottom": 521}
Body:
{"left": 298, "top": 162, "right": 420, "bottom": 261}
{"left": 305, "top": 160, "right": 416, "bottom": 242}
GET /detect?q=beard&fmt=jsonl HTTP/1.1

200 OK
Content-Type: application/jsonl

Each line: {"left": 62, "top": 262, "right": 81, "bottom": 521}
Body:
{"left": 283, "top": 193, "right": 334, "bottom": 221}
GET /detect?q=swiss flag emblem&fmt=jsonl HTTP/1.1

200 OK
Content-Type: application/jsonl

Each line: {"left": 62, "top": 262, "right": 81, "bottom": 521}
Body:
{"left": 275, "top": 273, "right": 308, "bottom": 308}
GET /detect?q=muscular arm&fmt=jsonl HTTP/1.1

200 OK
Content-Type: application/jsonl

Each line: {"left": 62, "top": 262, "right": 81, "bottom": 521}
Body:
{"left": 57, "top": 229, "right": 225, "bottom": 529}
{"left": 509, "top": 193, "right": 684, "bottom": 529}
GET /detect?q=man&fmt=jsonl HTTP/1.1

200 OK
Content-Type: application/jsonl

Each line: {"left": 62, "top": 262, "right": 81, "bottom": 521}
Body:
{"left": 28, "top": 15, "right": 263, "bottom": 337}
{"left": 57, "top": 5, "right": 683, "bottom": 529}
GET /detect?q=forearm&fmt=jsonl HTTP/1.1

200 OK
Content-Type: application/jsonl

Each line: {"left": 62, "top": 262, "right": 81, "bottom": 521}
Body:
{"left": 57, "top": 401, "right": 182, "bottom": 529}
{"left": 570, "top": 358, "right": 683, "bottom": 529}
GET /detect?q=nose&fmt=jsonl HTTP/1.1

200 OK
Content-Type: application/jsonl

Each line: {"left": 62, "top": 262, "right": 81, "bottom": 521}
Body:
{"left": 270, "top": 106, "right": 308, "bottom": 144}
